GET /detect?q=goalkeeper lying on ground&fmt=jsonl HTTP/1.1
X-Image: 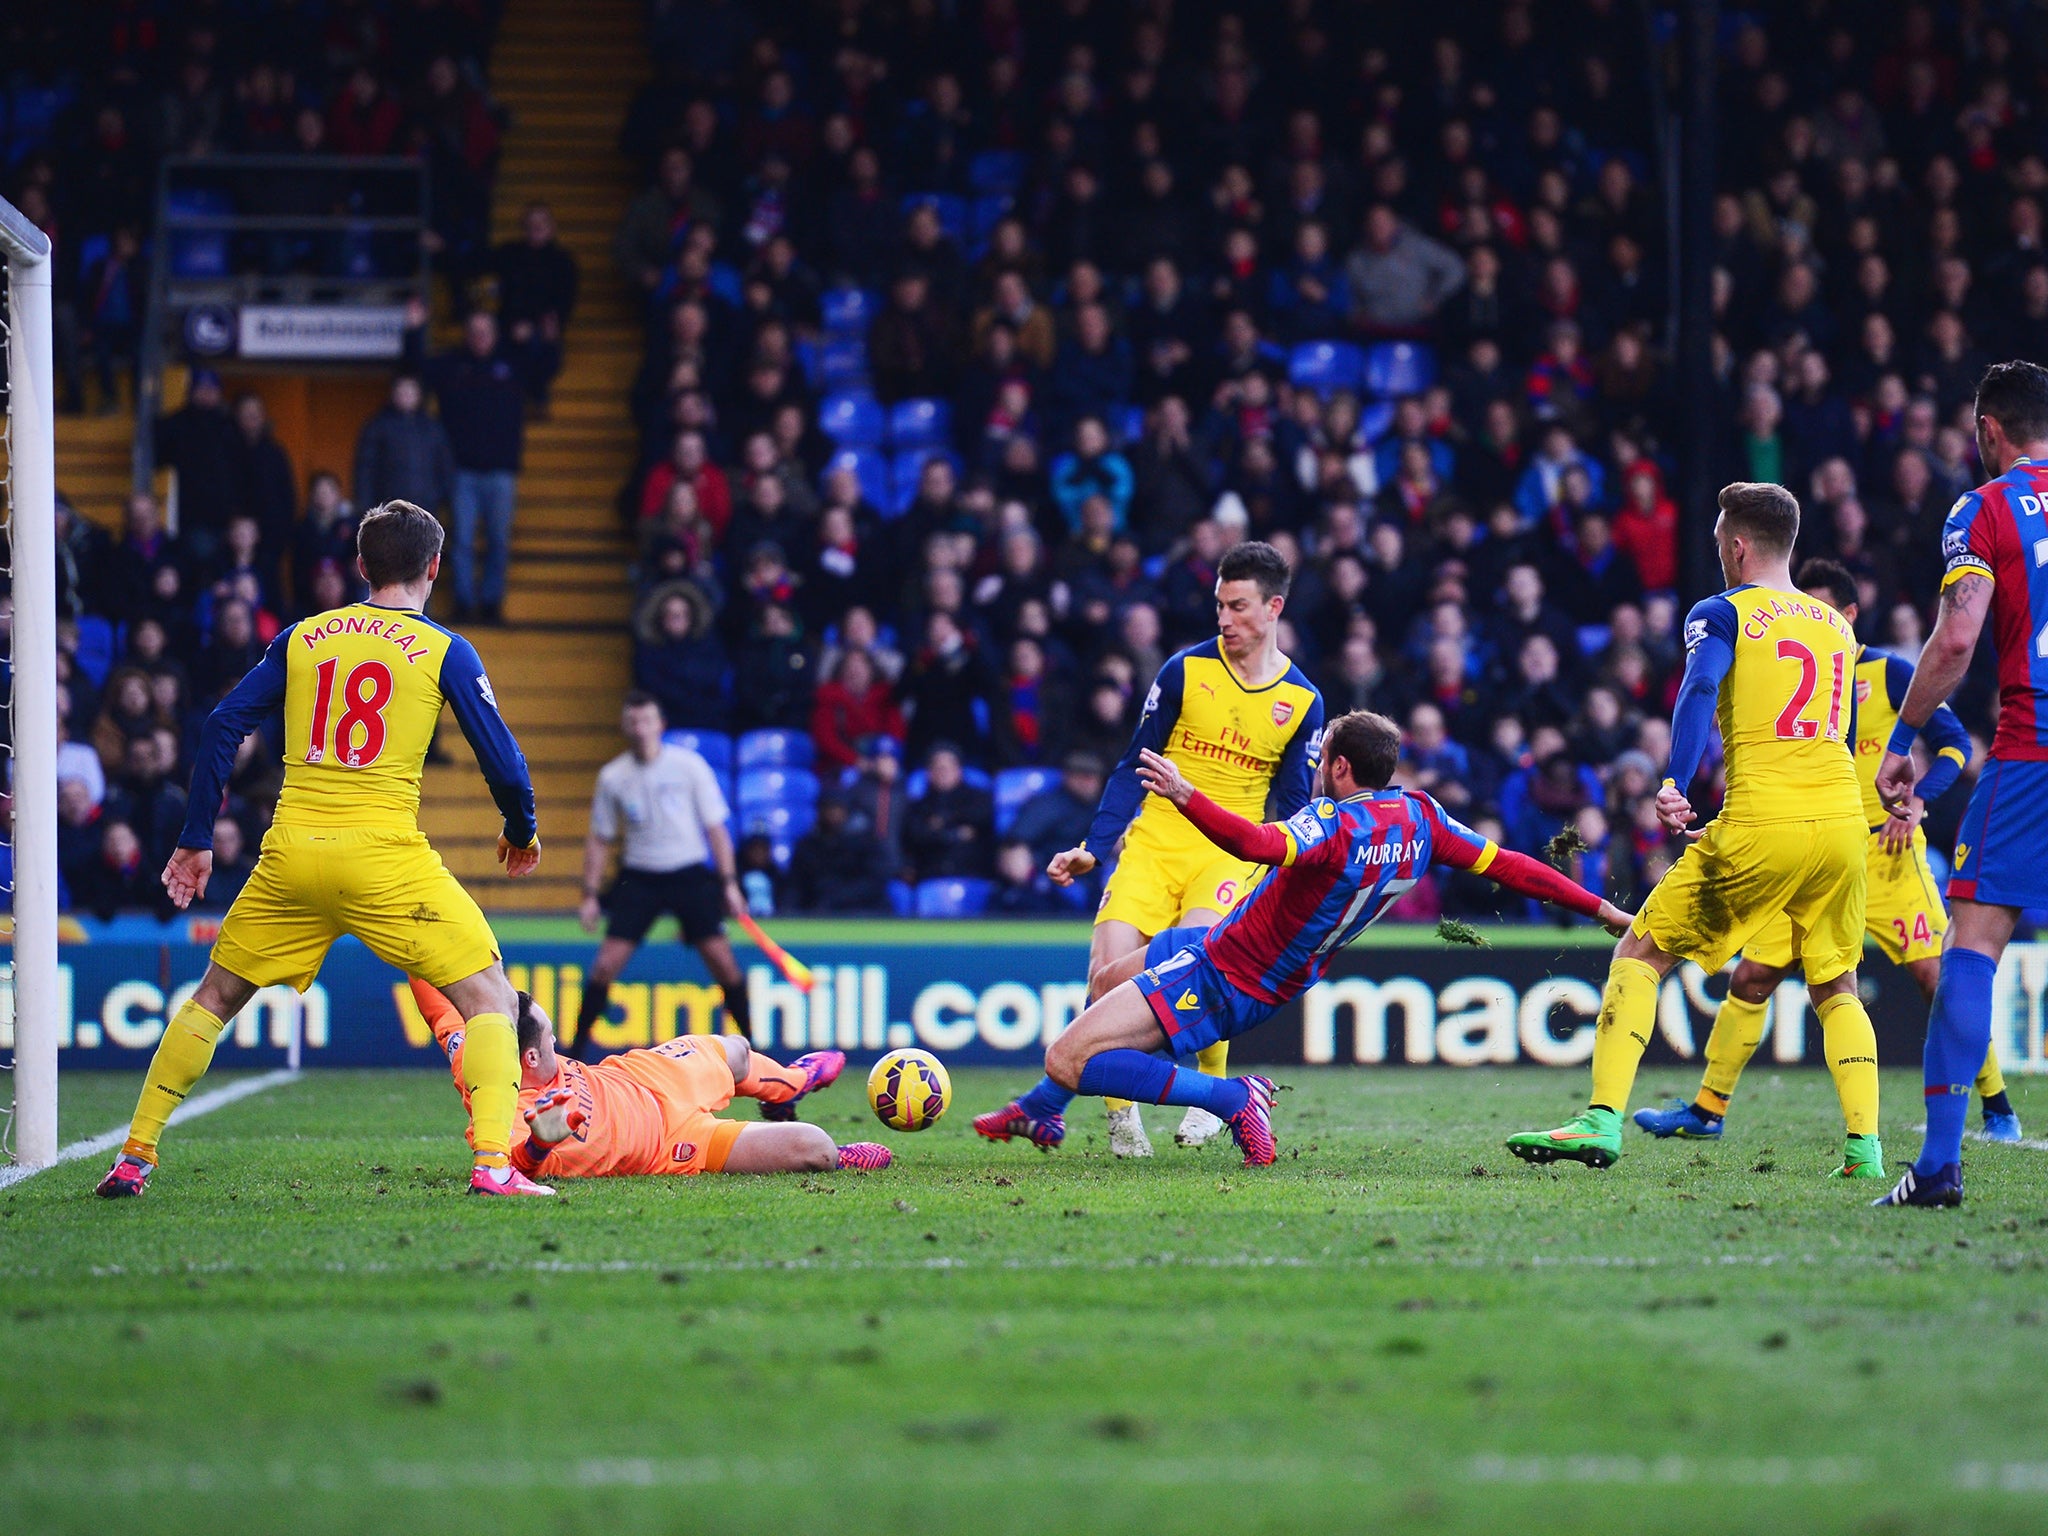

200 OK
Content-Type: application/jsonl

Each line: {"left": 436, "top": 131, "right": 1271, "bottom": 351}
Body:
{"left": 413, "top": 980, "right": 892, "bottom": 1181}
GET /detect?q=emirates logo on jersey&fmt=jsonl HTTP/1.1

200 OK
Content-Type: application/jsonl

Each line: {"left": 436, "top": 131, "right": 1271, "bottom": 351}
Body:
{"left": 1272, "top": 701, "right": 1295, "bottom": 727}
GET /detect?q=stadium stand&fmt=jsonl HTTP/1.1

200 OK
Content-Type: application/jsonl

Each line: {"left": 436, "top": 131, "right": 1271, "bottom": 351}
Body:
{"left": 11, "top": 0, "right": 2023, "bottom": 917}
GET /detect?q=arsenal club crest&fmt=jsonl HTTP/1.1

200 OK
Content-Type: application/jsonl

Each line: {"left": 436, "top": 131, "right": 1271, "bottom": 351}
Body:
{"left": 1272, "top": 700, "right": 1294, "bottom": 727}
{"left": 1855, "top": 678, "right": 1872, "bottom": 703}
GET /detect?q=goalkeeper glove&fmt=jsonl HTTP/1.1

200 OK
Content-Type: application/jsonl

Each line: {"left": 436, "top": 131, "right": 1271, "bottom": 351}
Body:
{"left": 521, "top": 1086, "right": 588, "bottom": 1160}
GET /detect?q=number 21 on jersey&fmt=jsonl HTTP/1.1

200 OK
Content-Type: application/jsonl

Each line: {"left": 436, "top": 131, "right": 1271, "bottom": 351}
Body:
{"left": 305, "top": 657, "right": 394, "bottom": 767}
{"left": 1774, "top": 639, "right": 1846, "bottom": 741}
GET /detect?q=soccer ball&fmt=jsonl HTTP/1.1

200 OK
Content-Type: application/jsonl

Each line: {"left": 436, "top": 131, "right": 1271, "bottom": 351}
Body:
{"left": 866, "top": 1048, "right": 951, "bottom": 1132}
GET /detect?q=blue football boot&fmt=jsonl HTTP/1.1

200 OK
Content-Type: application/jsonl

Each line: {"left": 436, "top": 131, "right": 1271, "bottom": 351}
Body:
{"left": 1872, "top": 1163, "right": 1964, "bottom": 1208}
{"left": 1982, "top": 1109, "right": 2024, "bottom": 1144}
{"left": 1631, "top": 1098, "right": 1725, "bottom": 1139}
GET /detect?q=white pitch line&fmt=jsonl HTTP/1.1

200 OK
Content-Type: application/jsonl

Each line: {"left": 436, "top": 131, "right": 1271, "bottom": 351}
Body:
{"left": 0, "top": 1069, "right": 300, "bottom": 1191}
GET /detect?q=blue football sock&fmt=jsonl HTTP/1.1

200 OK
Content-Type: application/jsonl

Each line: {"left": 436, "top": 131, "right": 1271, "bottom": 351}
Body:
{"left": 1916, "top": 947, "right": 1998, "bottom": 1176}
{"left": 1077, "top": 1050, "right": 1250, "bottom": 1118}
{"left": 1017, "top": 1075, "right": 1074, "bottom": 1120}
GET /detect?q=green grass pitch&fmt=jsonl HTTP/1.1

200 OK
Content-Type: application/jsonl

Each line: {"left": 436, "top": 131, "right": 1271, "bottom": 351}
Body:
{"left": 4, "top": 1066, "right": 2048, "bottom": 1535}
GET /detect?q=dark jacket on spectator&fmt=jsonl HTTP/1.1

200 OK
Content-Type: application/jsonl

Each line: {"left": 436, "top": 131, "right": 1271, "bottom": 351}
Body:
{"left": 904, "top": 781, "right": 994, "bottom": 880}
{"left": 786, "top": 821, "right": 890, "bottom": 912}
{"left": 354, "top": 405, "right": 458, "bottom": 511}
{"left": 154, "top": 400, "right": 243, "bottom": 538}
{"left": 404, "top": 327, "right": 527, "bottom": 473}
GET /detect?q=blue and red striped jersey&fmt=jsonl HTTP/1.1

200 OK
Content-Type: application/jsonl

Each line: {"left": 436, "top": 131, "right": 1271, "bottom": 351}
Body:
{"left": 1202, "top": 789, "right": 1496, "bottom": 1006}
{"left": 1941, "top": 458, "right": 2048, "bottom": 760}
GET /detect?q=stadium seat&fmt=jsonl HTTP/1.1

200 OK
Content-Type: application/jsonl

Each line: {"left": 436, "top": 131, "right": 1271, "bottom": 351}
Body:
{"left": 821, "top": 287, "right": 875, "bottom": 336}
{"left": 969, "top": 150, "right": 1026, "bottom": 195}
{"left": 906, "top": 765, "right": 993, "bottom": 799}
{"left": 744, "top": 800, "right": 817, "bottom": 846}
{"left": 1365, "top": 341, "right": 1437, "bottom": 398}
{"left": 914, "top": 878, "right": 994, "bottom": 918}
{"left": 707, "top": 262, "right": 744, "bottom": 307}
{"left": 818, "top": 391, "right": 885, "bottom": 446}
{"left": 813, "top": 339, "right": 868, "bottom": 390}
{"left": 736, "top": 729, "right": 815, "bottom": 771}
{"left": 887, "top": 880, "right": 916, "bottom": 916}
{"left": 994, "top": 767, "right": 1058, "bottom": 835}
{"left": 660, "top": 729, "right": 733, "bottom": 773}
{"left": 1288, "top": 340, "right": 1366, "bottom": 395}
{"left": 72, "top": 616, "right": 115, "bottom": 688}
{"left": 1359, "top": 399, "right": 1397, "bottom": 444}
{"left": 967, "top": 193, "right": 1014, "bottom": 250}
{"left": 1118, "top": 404, "right": 1147, "bottom": 446}
{"left": 821, "top": 447, "right": 891, "bottom": 511}
{"left": 886, "top": 397, "right": 951, "bottom": 449}
{"left": 737, "top": 767, "right": 821, "bottom": 809}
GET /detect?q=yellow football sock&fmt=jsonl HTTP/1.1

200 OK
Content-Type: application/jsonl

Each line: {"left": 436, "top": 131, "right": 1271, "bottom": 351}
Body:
{"left": 460, "top": 1011, "right": 520, "bottom": 1162}
{"left": 1816, "top": 992, "right": 1880, "bottom": 1137}
{"left": 1588, "top": 957, "right": 1662, "bottom": 1112}
{"left": 1698, "top": 993, "right": 1770, "bottom": 1113}
{"left": 1976, "top": 1045, "right": 2007, "bottom": 1102}
{"left": 1195, "top": 1041, "right": 1228, "bottom": 1079}
{"left": 124, "top": 1001, "right": 229, "bottom": 1163}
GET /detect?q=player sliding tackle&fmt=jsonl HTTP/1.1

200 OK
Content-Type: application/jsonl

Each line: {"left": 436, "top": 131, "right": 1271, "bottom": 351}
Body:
{"left": 1509, "top": 483, "right": 1887, "bottom": 1178}
{"left": 978, "top": 711, "right": 1626, "bottom": 1165}
{"left": 1632, "top": 558, "right": 2018, "bottom": 1146}
{"left": 410, "top": 982, "right": 891, "bottom": 1176}
{"left": 98, "top": 502, "right": 551, "bottom": 1198}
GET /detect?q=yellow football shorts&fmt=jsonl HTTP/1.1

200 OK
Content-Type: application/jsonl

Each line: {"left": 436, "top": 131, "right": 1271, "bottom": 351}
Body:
{"left": 1635, "top": 815, "right": 1868, "bottom": 983}
{"left": 1743, "top": 824, "right": 1947, "bottom": 969}
{"left": 212, "top": 824, "right": 501, "bottom": 992}
{"left": 1097, "top": 824, "right": 1259, "bottom": 934}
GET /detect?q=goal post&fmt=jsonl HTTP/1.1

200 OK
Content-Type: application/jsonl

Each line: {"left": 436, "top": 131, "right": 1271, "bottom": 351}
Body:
{"left": 1, "top": 195, "right": 59, "bottom": 1169}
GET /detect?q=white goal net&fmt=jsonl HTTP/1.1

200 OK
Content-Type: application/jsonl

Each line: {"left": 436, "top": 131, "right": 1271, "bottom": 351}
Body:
{"left": 1, "top": 194, "right": 59, "bottom": 1170}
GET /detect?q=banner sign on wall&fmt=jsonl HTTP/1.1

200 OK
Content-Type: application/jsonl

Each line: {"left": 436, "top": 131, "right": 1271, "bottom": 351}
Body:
{"left": 236, "top": 305, "right": 408, "bottom": 359}
{"left": 7, "top": 934, "right": 2046, "bottom": 1074}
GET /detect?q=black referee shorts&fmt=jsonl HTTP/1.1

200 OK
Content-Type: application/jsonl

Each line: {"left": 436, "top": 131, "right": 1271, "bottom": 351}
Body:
{"left": 604, "top": 865, "right": 727, "bottom": 945}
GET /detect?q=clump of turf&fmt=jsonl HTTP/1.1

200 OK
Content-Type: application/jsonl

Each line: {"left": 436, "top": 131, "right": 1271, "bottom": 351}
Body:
{"left": 1543, "top": 826, "right": 1593, "bottom": 870}
{"left": 1435, "top": 917, "right": 1488, "bottom": 948}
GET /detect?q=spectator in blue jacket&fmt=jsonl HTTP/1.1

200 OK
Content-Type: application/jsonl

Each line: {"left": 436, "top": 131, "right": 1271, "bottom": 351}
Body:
{"left": 1050, "top": 416, "right": 1134, "bottom": 532}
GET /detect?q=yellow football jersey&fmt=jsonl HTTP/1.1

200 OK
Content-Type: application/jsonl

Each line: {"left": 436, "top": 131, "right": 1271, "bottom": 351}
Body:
{"left": 1847, "top": 648, "right": 1972, "bottom": 827}
{"left": 1681, "top": 584, "right": 1862, "bottom": 825}
{"left": 1083, "top": 639, "right": 1326, "bottom": 855}
{"left": 176, "top": 602, "right": 537, "bottom": 849}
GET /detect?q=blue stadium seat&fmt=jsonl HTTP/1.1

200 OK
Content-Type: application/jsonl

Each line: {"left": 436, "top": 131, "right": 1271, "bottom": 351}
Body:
{"left": 906, "top": 765, "right": 993, "bottom": 800}
{"left": 887, "top": 880, "right": 916, "bottom": 916}
{"left": 914, "top": 878, "right": 994, "bottom": 918}
{"left": 967, "top": 193, "right": 1014, "bottom": 250}
{"left": 822, "top": 287, "right": 875, "bottom": 335}
{"left": 902, "top": 192, "right": 967, "bottom": 242}
{"left": 661, "top": 729, "right": 733, "bottom": 773}
{"left": 1359, "top": 399, "right": 1397, "bottom": 443}
{"left": 1365, "top": 341, "right": 1437, "bottom": 398}
{"left": 72, "top": 616, "right": 116, "bottom": 688}
{"left": 808, "top": 338, "right": 868, "bottom": 391}
{"left": 887, "top": 397, "right": 951, "bottom": 449}
{"left": 736, "top": 729, "right": 815, "bottom": 771}
{"left": 744, "top": 800, "right": 817, "bottom": 845}
{"left": 821, "top": 447, "right": 891, "bottom": 511}
{"left": 994, "top": 767, "right": 1059, "bottom": 835}
{"left": 1118, "top": 404, "right": 1147, "bottom": 446}
{"left": 969, "top": 150, "right": 1026, "bottom": 195}
{"left": 819, "top": 391, "right": 885, "bottom": 446}
{"left": 737, "top": 766, "right": 821, "bottom": 809}
{"left": 1288, "top": 340, "right": 1366, "bottom": 395}
{"left": 707, "top": 262, "right": 744, "bottom": 307}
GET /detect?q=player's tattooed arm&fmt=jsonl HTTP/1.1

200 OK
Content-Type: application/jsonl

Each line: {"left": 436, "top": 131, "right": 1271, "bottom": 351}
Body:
{"left": 1879, "top": 572, "right": 1990, "bottom": 810}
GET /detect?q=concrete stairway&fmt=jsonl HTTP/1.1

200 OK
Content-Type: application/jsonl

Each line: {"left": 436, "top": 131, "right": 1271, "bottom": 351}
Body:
{"left": 417, "top": 0, "right": 645, "bottom": 911}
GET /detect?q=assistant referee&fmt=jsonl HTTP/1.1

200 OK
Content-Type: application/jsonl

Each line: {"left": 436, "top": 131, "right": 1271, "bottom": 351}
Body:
{"left": 573, "top": 691, "right": 750, "bottom": 1058}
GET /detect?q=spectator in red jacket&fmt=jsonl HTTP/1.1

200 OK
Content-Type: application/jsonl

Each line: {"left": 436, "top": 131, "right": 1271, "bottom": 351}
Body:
{"left": 810, "top": 648, "right": 905, "bottom": 773}
{"left": 1613, "top": 459, "right": 1678, "bottom": 591}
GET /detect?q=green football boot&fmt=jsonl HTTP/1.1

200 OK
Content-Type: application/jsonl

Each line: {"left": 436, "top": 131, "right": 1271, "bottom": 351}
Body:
{"left": 1505, "top": 1107, "right": 1624, "bottom": 1169}
{"left": 1826, "top": 1133, "right": 1886, "bottom": 1180}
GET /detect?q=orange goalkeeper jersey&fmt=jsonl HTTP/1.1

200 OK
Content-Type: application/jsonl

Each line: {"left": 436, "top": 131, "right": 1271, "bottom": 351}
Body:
{"left": 416, "top": 980, "right": 740, "bottom": 1177}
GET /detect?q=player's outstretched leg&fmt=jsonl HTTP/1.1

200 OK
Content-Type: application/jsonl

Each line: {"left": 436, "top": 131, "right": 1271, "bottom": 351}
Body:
{"left": 741, "top": 1049, "right": 846, "bottom": 1122}
{"left": 1509, "top": 952, "right": 1664, "bottom": 1169}
{"left": 98, "top": 963, "right": 255, "bottom": 1197}
{"left": 1175, "top": 1041, "right": 1232, "bottom": 1147}
{"left": 1977, "top": 1044, "right": 2023, "bottom": 1143}
{"left": 973, "top": 1075, "right": 1070, "bottom": 1149}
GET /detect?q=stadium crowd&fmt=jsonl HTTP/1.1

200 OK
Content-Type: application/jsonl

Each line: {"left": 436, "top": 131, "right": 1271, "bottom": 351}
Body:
{"left": 16, "top": 0, "right": 2028, "bottom": 919}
